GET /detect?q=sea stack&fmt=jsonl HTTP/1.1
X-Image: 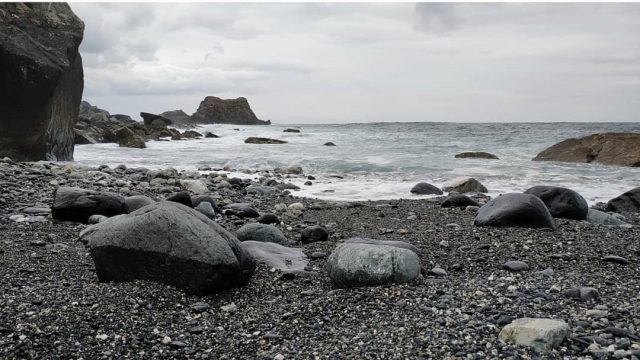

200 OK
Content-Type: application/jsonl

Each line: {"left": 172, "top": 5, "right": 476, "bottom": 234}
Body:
{"left": 192, "top": 96, "right": 271, "bottom": 125}
{"left": 0, "top": 3, "right": 84, "bottom": 161}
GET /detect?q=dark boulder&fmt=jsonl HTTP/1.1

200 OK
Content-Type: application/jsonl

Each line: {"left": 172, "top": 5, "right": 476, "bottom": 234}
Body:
{"left": 300, "top": 225, "right": 329, "bottom": 243}
{"left": 324, "top": 142, "right": 336, "bottom": 146}
{"left": 191, "top": 195, "right": 218, "bottom": 212}
{"left": 140, "top": 112, "right": 172, "bottom": 127}
{"left": 116, "top": 127, "right": 146, "bottom": 148}
{"left": 524, "top": 186, "right": 588, "bottom": 220}
{"left": 410, "top": 182, "right": 443, "bottom": 195}
{"left": 606, "top": 187, "right": 640, "bottom": 213}
{"left": 245, "top": 137, "right": 287, "bottom": 144}
{"left": 166, "top": 192, "right": 193, "bottom": 208}
{"left": 124, "top": 195, "right": 154, "bottom": 213}
{"left": 257, "top": 213, "right": 280, "bottom": 225}
{"left": 159, "top": 109, "right": 192, "bottom": 127}
{"left": 204, "top": 132, "right": 219, "bottom": 138}
{"left": 455, "top": 152, "right": 499, "bottom": 160}
{"left": 52, "top": 186, "right": 127, "bottom": 223}
{"left": 182, "top": 130, "right": 202, "bottom": 139}
{"left": 474, "top": 193, "right": 556, "bottom": 229}
{"left": 80, "top": 201, "right": 256, "bottom": 295}
{"left": 235, "top": 223, "right": 292, "bottom": 245}
{"left": 283, "top": 128, "right": 301, "bottom": 133}
{"left": 192, "top": 96, "right": 270, "bottom": 125}
{"left": 441, "top": 194, "right": 480, "bottom": 208}
{"left": 0, "top": 3, "right": 84, "bottom": 161}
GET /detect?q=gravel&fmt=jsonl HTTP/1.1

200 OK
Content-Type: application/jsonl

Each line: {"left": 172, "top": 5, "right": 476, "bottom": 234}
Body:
{"left": 1, "top": 159, "right": 639, "bottom": 358}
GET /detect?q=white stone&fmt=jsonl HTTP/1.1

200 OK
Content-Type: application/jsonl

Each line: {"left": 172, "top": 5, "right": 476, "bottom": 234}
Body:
{"left": 180, "top": 179, "right": 209, "bottom": 194}
{"left": 287, "top": 202, "right": 305, "bottom": 217}
{"left": 499, "top": 318, "right": 569, "bottom": 353}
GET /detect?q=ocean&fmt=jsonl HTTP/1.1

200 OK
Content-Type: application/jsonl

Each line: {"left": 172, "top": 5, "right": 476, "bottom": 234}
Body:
{"left": 73, "top": 122, "right": 640, "bottom": 205}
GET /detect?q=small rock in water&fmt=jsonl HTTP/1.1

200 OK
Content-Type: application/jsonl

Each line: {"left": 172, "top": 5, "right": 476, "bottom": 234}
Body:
{"left": 503, "top": 260, "right": 529, "bottom": 272}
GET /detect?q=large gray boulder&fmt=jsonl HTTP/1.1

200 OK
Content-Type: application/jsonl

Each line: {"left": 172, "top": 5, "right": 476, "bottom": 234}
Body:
{"left": 0, "top": 3, "right": 84, "bottom": 161}
{"left": 343, "top": 237, "right": 421, "bottom": 256}
{"left": 606, "top": 187, "right": 640, "bottom": 213}
{"left": 235, "top": 223, "right": 292, "bottom": 245}
{"left": 124, "top": 195, "right": 154, "bottom": 213}
{"left": 52, "top": 187, "right": 127, "bottom": 223}
{"left": 586, "top": 209, "right": 629, "bottom": 226}
{"left": 242, "top": 241, "right": 308, "bottom": 272}
{"left": 80, "top": 201, "right": 256, "bottom": 295}
{"left": 326, "top": 243, "right": 421, "bottom": 288}
{"left": 524, "top": 186, "right": 588, "bottom": 220}
{"left": 474, "top": 193, "right": 556, "bottom": 229}
{"left": 410, "top": 182, "right": 443, "bottom": 195}
{"left": 499, "top": 318, "right": 570, "bottom": 353}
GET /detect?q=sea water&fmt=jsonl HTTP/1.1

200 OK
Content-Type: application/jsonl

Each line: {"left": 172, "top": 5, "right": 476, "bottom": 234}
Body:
{"left": 73, "top": 122, "right": 640, "bottom": 204}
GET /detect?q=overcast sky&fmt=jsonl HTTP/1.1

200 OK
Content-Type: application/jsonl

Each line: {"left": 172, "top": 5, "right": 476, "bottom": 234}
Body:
{"left": 70, "top": 3, "right": 640, "bottom": 124}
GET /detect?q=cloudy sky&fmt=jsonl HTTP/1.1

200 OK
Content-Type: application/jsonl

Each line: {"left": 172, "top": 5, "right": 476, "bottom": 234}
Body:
{"left": 70, "top": 3, "right": 640, "bottom": 124}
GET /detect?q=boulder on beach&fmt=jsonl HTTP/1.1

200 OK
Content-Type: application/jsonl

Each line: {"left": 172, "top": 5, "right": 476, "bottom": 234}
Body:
{"left": 180, "top": 179, "right": 209, "bottom": 194}
{"left": 140, "top": 112, "right": 172, "bottom": 127}
{"left": 191, "top": 195, "right": 218, "bottom": 212}
{"left": 300, "top": 225, "right": 329, "bottom": 243}
{"left": 245, "top": 137, "right": 287, "bottom": 144}
{"left": 0, "top": 3, "right": 84, "bottom": 161}
{"left": 236, "top": 223, "right": 292, "bottom": 245}
{"left": 343, "top": 237, "right": 421, "bottom": 256}
{"left": 474, "top": 193, "right": 556, "bottom": 229}
{"left": 532, "top": 133, "right": 640, "bottom": 167}
{"left": 124, "top": 195, "right": 154, "bottom": 213}
{"left": 410, "top": 182, "right": 443, "bottom": 195}
{"left": 455, "top": 152, "right": 499, "bottom": 160}
{"left": 246, "top": 185, "right": 278, "bottom": 196}
{"left": 166, "top": 191, "right": 193, "bottom": 207}
{"left": 499, "top": 318, "right": 570, "bottom": 353}
{"left": 192, "top": 96, "right": 270, "bottom": 125}
{"left": 52, "top": 187, "right": 127, "bottom": 223}
{"left": 524, "top": 186, "right": 588, "bottom": 220}
{"left": 116, "top": 127, "right": 146, "bottom": 148}
{"left": 586, "top": 209, "right": 629, "bottom": 226}
{"left": 257, "top": 213, "right": 280, "bottom": 225}
{"left": 441, "top": 194, "right": 480, "bottom": 208}
{"left": 81, "top": 201, "right": 256, "bottom": 295}
{"left": 606, "top": 187, "right": 640, "bottom": 213}
{"left": 442, "top": 176, "right": 488, "bottom": 193}
{"left": 242, "top": 241, "right": 308, "bottom": 272}
{"left": 326, "top": 242, "right": 421, "bottom": 288}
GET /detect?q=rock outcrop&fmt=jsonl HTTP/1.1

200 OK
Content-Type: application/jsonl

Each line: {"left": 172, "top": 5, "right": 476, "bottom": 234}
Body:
{"left": 192, "top": 96, "right": 270, "bottom": 125}
{"left": 159, "top": 110, "right": 193, "bottom": 127}
{"left": 533, "top": 133, "right": 640, "bottom": 167}
{"left": 0, "top": 3, "right": 84, "bottom": 161}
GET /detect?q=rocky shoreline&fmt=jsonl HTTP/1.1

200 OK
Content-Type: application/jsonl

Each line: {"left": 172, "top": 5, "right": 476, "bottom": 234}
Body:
{"left": 1, "top": 158, "right": 639, "bottom": 359}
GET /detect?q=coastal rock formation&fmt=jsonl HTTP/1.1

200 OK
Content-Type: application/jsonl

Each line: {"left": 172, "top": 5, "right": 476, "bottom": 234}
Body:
{"left": 0, "top": 3, "right": 84, "bottom": 161}
{"left": 410, "top": 182, "right": 443, "bottom": 195}
{"left": 283, "top": 128, "right": 300, "bottom": 133}
{"left": 116, "top": 127, "right": 146, "bottom": 148}
{"left": 326, "top": 242, "right": 421, "bottom": 288}
{"left": 524, "top": 186, "right": 588, "bottom": 220}
{"left": 606, "top": 187, "right": 640, "bottom": 213}
{"left": 81, "top": 201, "right": 256, "bottom": 295}
{"left": 442, "top": 176, "right": 488, "bottom": 193}
{"left": 192, "top": 96, "right": 270, "bottom": 125}
{"left": 533, "top": 133, "right": 640, "bottom": 167}
{"left": 455, "top": 152, "right": 499, "bottom": 160}
{"left": 474, "top": 193, "right": 556, "bottom": 229}
{"left": 160, "top": 110, "right": 192, "bottom": 127}
{"left": 140, "top": 112, "right": 172, "bottom": 127}
{"left": 245, "top": 137, "right": 287, "bottom": 144}
{"left": 235, "top": 223, "right": 292, "bottom": 245}
{"left": 52, "top": 187, "right": 127, "bottom": 223}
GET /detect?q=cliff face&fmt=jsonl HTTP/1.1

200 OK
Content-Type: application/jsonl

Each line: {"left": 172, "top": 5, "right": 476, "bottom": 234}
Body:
{"left": 0, "top": 3, "right": 84, "bottom": 161}
{"left": 533, "top": 133, "right": 640, "bottom": 167}
{"left": 192, "top": 96, "right": 270, "bottom": 125}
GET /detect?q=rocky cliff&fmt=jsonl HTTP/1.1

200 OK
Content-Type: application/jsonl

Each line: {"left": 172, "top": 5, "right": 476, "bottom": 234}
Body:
{"left": 0, "top": 3, "right": 84, "bottom": 161}
{"left": 533, "top": 133, "right": 640, "bottom": 167}
{"left": 160, "top": 110, "right": 193, "bottom": 127}
{"left": 192, "top": 96, "right": 270, "bottom": 125}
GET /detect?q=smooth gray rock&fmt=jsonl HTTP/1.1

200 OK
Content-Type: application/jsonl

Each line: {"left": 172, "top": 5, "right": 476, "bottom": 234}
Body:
{"left": 52, "top": 187, "right": 127, "bottom": 223}
{"left": 586, "top": 209, "right": 629, "bottom": 226}
{"left": 564, "top": 287, "right": 599, "bottom": 302}
{"left": 524, "top": 186, "right": 588, "bottom": 220}
{"left": 474, "top": 193, "right": 556, "bottom": 229}
{"left": 81, "top": 201, "right": 256, "bottom": 295}
{"left": 87, "top": 214, "right": 108, "bottom": 224}
{"left": 191, "top": 195, "right": 217, "bottom": 211}
{"left": 300, "top": 225, "right": 329, "bottom": 243}
{"left": 246, "top": 185, "right": 277, "bottom": 196}
{"left": 235, "top": 223, "right": 292, "bottom": 245}
{"left": 441, "top": 194, "right": 480, "bottom": 208}
{"left": 410, "top": 182, "right": 443, "bottom": 195}
{"left": 343, "top": 237, "right": 421, "bottom": 256}
{"left": 242, "top": 241, "right": 308, "bottom": 272}
{"left": 124, "top": 195, "right": 154, "bottom": 213}
{"left": 195, "top": 201, "right": 215, "bottom": 219}
{"left": 499, "top": 318, "right": 570, "bottom": 353}
{"left": 326, "top": 243, "right": 421, "bottom": 288}
{"left": 503, "top": 260, "right": 529, "bottom": 272}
